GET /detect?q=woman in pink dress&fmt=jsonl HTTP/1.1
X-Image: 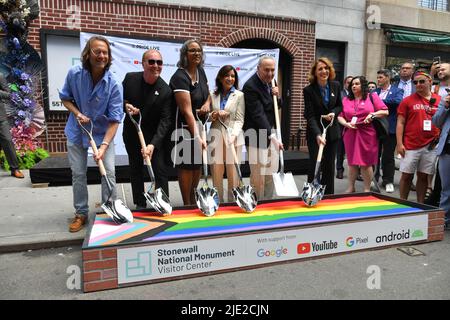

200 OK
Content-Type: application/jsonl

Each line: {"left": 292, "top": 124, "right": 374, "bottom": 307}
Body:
{"left": 338, "top": 76, "right": 388, "bottom": 192}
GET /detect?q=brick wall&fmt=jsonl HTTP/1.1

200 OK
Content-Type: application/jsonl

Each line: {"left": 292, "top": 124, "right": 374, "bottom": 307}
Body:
{"left": 28, "top": 0, "right": 315, "bottom": 153}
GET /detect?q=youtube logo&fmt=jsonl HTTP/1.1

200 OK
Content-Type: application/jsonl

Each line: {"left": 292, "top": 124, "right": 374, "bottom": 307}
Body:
{"left": 297, "top": 243, "right": 311, "bottom": 254}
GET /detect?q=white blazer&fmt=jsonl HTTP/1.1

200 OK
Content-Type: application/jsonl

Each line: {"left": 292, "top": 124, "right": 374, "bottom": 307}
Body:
{"left": 209, "top": 89, "right": 245, "bottom": 147}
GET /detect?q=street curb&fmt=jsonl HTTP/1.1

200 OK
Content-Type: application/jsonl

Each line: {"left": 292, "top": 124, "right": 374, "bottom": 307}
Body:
{"left": 0, "top": 233, "right": 84, "bottom": 254}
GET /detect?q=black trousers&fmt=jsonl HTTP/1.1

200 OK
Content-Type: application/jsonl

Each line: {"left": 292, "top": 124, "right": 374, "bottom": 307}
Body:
{"left": 125, "top": 143, "right": 169, "bottom": 207}
{"left": 336, "top": 124, "right": 345, "bottom": 172}
{"left": 307, "top": 137, "right": 337, "bottom": 195}
{"left": 375, "top": 133, "right": 396, "bottom": 185}
{"left": 0, "top": 118, "right": 19, "bottom": 170}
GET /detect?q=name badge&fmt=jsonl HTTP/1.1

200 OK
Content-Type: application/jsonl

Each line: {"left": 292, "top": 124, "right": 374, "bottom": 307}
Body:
{"left": 351, "top": 116, "right": 357, "bottom": 125}
{"left": 423, "top": 120, "right": 432, "bottom": 131}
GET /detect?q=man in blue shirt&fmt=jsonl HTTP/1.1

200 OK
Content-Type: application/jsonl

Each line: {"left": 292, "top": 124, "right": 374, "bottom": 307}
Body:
{"left": 60, "top": 35, "right": 124, "bottom": 232}
{"left": 374, "top": 69, "right": 403, "bottom": 193}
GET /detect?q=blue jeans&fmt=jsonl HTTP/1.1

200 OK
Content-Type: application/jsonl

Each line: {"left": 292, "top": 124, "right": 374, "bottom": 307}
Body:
{"left": 438, "top": 152, "right": 450, "bottom": 221}
{"left": 67, "top": 141, "right": 117, "bottom": 216}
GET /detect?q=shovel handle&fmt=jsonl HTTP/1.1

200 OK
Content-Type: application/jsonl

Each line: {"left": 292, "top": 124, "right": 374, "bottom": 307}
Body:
{"left": 89, "top": 139, "right": 107, "bottom": 177}
{"left": 271, "top": 79, "right": 281, "bottom": 138}
{"left": 201, "top": 121, "right": 208, "bottom": 177}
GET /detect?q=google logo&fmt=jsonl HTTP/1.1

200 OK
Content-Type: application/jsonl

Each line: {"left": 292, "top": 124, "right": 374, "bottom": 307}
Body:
{"left": 257, "top": 247, "right": 288, "bottom": 258}
{"left": 346, "top": 237, "right": 355, "bottom": 247}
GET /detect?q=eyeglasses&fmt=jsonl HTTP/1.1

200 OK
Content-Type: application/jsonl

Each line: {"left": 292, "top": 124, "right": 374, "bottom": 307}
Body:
{"left": 187, "top": 48, "right": 202, "bottom": 54}
{"left": 412, "top": 79, "right": 428, "bottom": 85}
{"left": 147, "top": 59, "right": 163, "bottom": 66}
{"left": 90, "top": 48, "right": 109, "bottom": 57}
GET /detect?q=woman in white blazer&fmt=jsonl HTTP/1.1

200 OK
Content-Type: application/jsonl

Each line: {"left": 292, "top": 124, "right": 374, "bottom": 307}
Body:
{"left": 209, "top": 65, "right": 245, "bottom": 202}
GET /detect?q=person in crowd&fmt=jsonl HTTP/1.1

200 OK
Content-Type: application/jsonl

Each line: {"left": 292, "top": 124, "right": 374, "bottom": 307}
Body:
{"left": 336, "top": 75, "right": 353, "bottom": 179}
{"left": 170, "top": 39, "right": 211, "bottom": 206}
{"left": 396, "top": 71, "right": 441, "bottom": 203}
{"left": 426, "top": 62, "right": 450, "bottom": 206}
{"left": 60, "top": 35, "right": 124, "bottom": 232}
{"left": 393, "top": 62, "right": 416, "bottom": 99}
{"left": 368, "top": 81, "right": 377, "bottom": 92}
{"left": 337, "top": 76, "right": 388, "bottom": 193}
{"left": 432, "top": 89, "right": 450, "bottom": 229}
{"left": 373, "top": 69, "right": 404, "bottom": 193}
{"left": 209, "top": 65, "right": 245, "bottom": 203}
{"left": 303, "top": 57, "right": 342, "bottom": 194}
{"left": 243, "top": 55, "right": 283, "bottom": 200}
{"left": 0, "top": 72, "right": 24, "bottom": 179}
{"left": 122, "top": 49, "right": 173, "bottom": 209}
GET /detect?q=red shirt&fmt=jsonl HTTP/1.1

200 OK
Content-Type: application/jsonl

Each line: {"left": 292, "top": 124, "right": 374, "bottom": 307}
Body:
{"left": 397, "top": 92, "right": 441, "bottom": 150}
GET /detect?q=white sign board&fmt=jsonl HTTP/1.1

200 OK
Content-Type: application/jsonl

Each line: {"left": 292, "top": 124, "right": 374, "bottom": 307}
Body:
{"left": 117, "top": 214, "right": 428, "bottom": 284}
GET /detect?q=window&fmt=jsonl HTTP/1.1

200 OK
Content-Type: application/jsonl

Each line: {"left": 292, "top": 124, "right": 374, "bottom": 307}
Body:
{"left": 417, "top": 0, "right": 449, "bottom": 11}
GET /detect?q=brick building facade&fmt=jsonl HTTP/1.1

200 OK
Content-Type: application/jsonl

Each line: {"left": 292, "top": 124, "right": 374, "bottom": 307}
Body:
{"left": 27, "top": 0, "right": 316, "bottom": 153}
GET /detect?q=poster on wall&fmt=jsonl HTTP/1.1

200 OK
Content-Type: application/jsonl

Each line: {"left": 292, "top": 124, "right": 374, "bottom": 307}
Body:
{"left": 46, "top": 35, "right": 81, "bottom": 111}
{"left": 45, "top": 32, "right": 279, "bottom": 155}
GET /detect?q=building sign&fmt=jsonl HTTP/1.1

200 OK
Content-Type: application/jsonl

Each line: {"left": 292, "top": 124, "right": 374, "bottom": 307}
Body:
{"left": 117, "top": 214, "right": 428, "bottom": 284}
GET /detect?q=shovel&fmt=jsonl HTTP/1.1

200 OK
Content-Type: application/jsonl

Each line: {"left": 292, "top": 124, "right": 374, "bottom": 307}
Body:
{"left": 194, "top": 112, "right": 220, "bottom": 217}
{"left": 127, "top": 110, "right": 172, "bottom": 216}
{"left": 271, "top": 79, "right": 299, "bottom": 197}
{"left": 78, "top": 119, "right": 133, "bottom": 224}
{"left": 300, "top": 115, "right": 334, "bottom": 207}
{"left": 217, "top": 118, "right": 257, "bottom": 213}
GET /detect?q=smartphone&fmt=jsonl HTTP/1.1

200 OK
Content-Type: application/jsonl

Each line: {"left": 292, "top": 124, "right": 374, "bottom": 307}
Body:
{"left": 433, "top": 56, "right": 441, "bottom": 65}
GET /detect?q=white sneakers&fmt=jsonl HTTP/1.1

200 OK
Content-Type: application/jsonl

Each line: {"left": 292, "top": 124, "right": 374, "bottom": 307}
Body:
{"left": 385, "top": 183, "right": 394, "bottom": 193}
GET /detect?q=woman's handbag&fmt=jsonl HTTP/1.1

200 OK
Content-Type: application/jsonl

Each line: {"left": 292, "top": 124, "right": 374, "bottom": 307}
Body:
{"left": 369, "top": 93, "right": 389, "bottom": 140}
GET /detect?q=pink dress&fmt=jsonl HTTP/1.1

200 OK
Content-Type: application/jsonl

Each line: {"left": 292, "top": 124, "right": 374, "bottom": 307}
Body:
{"left": 340, "top": 93, "right": 387, "bottom": 166}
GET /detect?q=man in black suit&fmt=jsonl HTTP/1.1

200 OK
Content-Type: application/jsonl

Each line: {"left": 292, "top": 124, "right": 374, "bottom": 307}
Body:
{"left": 0, "top": 72, "right": 24, "bottom": 178}
{"left": 243, "top": 56, "right": 283, "bottom": 200}
{"left": 336, "top": 75, "right": 353, "bottom": 179}
{"left": 123, "top": 49, "right": 173, "bottom": 209}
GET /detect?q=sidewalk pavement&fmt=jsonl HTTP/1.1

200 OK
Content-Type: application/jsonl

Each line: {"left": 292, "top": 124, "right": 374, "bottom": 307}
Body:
{"left": 0, "top": 160, "right": 424, "bottom": 253}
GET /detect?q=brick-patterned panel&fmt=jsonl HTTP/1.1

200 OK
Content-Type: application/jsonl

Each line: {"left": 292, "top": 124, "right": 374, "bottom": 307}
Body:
{"left": 29, "top": 0, "right": 315, "bottom": 153}
{"left": 83, "top": 248, "right": 119, "bottom": 292}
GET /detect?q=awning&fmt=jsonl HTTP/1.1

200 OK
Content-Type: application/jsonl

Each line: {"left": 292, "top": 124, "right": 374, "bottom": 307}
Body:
{"left": 387, "top": 28, "right": 450, "bottom": 46}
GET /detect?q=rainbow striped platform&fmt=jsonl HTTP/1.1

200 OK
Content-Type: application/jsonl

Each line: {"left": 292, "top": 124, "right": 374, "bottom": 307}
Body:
{"left": 85, "top": 193, "right": 433, "bottom": 248}
{"left": 81, "top": 193, "right": 445, "bottom": 293}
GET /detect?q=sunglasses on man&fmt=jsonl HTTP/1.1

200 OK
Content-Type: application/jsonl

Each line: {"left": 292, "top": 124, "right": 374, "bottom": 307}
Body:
{"left": 147, "top": 59, "right": 163, "bottom": 66}
{"left": 412, "top": 79, "right": 428, "bottom": 85}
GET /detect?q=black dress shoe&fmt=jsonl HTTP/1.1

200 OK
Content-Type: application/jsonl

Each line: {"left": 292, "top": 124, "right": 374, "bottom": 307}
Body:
{"left": 336, "top": 170, "right": 343, "bottom": 179}
{"left": 356, "top": 174, "right": 363, "bottom": 181}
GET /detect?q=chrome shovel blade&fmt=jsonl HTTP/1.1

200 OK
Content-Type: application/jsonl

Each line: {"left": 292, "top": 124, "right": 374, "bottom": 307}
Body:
{"left": 195, "top": 183, "right": 220, "bottom": 217}
{"left": 233, "top": 185, "right": 257, "bottom": 213}
{"left": 273, "top": 172, "right": 299, "bottom": 197}
{"left": 102, "top": 199, "right": 134, "bottom": 224}
{"left": 300, "top": 182, "right": 326, "bottom": 207}
{"left": 144, "top": 188, "right": 172, "bottom": 216}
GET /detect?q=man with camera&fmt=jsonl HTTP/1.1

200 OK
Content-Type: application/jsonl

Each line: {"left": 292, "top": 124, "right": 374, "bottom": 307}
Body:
{"left": 396, "top": 71, "right": 441, "bottom": 203}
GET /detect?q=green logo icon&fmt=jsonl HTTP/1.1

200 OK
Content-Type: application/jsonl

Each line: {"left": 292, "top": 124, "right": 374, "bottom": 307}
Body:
{"left": 412, "top": 230, "right": 424, "bottom": 238}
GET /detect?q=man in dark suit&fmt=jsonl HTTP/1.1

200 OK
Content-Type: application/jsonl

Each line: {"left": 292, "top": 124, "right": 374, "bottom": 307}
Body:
{"left": 243, "top": 56, "right": 283, "bottom": 200}
{"left": 0, "top": 72, "right": 24, "bottom": 178}
{"left": 336, "top": 75, "right": 353, "bottom": 179}
{"left": 374, "top": 69, "right": 403, "bottom": 193}
{"left": 392, "top": 62, "right": 416, "bottom": 98}
{"left": 123, "top": 49, "right": 173, "bottom": 209}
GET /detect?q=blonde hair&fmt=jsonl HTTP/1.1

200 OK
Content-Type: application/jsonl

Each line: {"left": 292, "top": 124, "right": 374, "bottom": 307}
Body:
{"left": 308, "top": 57, "right": 336, "bottom": 84}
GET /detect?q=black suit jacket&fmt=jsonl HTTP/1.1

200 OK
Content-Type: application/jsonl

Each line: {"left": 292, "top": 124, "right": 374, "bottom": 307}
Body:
{"left": 243, "top": 73, "right": 276, "bottom": 148}
{"left": 122, "top": 72, "right": 173, "bottom": 151}
{"left": 303, "top": 81, "right": 343, "bottom": 143}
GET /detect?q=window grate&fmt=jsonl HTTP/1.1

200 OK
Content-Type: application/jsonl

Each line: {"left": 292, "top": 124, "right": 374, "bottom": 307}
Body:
{"left": 417, "top": 0, "right": 449, "bottom": 11}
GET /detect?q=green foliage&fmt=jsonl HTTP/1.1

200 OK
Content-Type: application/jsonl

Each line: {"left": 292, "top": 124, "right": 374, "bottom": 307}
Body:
{"left": 0, "top": 148, "right": 49, "bottom": 170}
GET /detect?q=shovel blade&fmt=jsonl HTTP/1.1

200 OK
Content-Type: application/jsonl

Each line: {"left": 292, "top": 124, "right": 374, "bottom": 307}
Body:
{"left": 102, "top": 199, "right": 134, "bottom": 224}
{"left": 300, "top": 182, "right": 326, "bottom": 207}
{"left": 233, "top": 185, "right": 258, "bottom": 213}
{"left": 144, "top": 188, "right": 172, "bottom": 216}
{"left": 273, "top": 172, "right": 299, "bottom": 197}
{"left": 195, "top": 184, "right": 220, "bottom": 217}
